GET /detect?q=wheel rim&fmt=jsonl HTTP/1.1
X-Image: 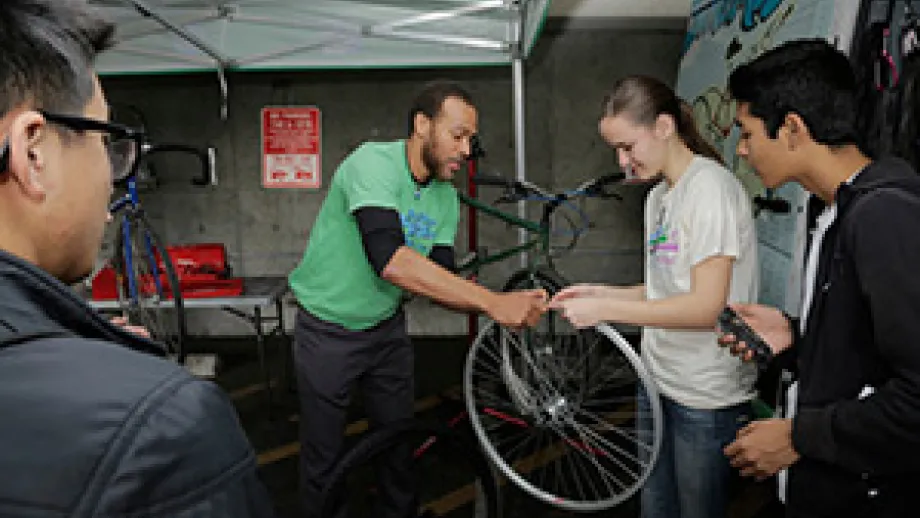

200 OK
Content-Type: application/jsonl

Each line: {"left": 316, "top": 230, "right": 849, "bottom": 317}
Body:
{"left": 464, "top": 317, "right": 663, "bottom": 512}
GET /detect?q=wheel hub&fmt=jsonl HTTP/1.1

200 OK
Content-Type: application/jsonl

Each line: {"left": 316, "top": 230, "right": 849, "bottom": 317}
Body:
{"left": 534, "top": 395, "right": 573, "bottom": 426}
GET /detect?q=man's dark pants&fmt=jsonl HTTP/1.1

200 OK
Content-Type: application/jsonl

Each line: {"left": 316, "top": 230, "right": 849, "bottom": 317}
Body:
{"left": 294, "top": 306, "right": 415, "bottom": 518}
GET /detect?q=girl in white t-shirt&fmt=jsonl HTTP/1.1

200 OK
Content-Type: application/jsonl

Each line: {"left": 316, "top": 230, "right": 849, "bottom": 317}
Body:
{"left": 550, "top": 75, "right": 759, "bottom": 518}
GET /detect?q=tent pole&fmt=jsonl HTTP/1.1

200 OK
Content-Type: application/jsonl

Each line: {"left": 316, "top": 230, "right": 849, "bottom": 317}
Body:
{"left": 217, "top": 66, "right": 228, "bottom": 121}
{"left": 124, "top": 0, "right": 233, "bottom": 67}
{"left": 119, "top": 0, "right": 232, "bottom": 119}
{"left": 511, "top": 3, "right": 527, "bottom": 267}
{"left": 513, "top": 57, "right": 526, "bottom": 266}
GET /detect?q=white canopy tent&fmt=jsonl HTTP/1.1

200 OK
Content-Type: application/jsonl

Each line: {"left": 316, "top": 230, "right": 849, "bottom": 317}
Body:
{"left": 90, "top": 0, "right": 552, "bottom": 195}
{"left": 91, "top": 0, "right": 550, "bottom": 72}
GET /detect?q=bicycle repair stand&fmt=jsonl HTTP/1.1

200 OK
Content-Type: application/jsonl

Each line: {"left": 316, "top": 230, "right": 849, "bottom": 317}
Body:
{"left": 466, "top": 135, "right": 486, "bottom": 346}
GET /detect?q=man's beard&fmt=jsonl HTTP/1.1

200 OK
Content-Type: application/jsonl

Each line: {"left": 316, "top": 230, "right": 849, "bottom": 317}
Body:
{"left": 422, "top": 139, "right": 441, "bottom": 180}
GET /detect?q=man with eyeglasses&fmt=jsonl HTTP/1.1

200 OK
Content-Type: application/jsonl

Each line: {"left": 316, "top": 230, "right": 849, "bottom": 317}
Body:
{"left": 0, "top": 1, "right": 275, "bottom": 515}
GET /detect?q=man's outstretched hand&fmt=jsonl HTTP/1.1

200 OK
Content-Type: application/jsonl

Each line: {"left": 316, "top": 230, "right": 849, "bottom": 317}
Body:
{"left": 487, "top": 289, "right": 547, "bottom": 329}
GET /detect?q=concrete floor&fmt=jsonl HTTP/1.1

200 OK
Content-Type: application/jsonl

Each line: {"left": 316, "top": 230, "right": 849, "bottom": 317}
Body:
{"left": 201, "top": 336, "right": 784, "bottom": 518}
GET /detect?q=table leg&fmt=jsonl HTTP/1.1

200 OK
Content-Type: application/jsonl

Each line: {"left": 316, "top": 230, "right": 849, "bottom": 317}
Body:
{"left": 254, "top": 306, "right": 273, "bottom": 419}
{"left": 276, "top": 299, "right": 294, "bottom": 393}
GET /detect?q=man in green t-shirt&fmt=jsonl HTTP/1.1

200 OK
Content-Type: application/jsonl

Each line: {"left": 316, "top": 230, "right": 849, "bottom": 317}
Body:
{"left": 288, "top": 80, "right": 546, "bottom": 518}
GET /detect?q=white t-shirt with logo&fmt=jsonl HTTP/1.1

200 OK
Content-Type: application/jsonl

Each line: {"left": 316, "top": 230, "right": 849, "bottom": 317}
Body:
{"left": 642, "top": 155, "right": 759, "bottom": 409}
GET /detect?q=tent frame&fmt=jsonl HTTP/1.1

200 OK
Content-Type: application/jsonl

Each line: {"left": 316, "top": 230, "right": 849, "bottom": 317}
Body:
{"left": 110, "top": 0, "right": 534, "bottom": 196}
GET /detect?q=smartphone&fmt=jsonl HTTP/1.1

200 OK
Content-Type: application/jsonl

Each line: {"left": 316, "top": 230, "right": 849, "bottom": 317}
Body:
{"left": 717, "top": 307, "right": 774, "bottom": 370}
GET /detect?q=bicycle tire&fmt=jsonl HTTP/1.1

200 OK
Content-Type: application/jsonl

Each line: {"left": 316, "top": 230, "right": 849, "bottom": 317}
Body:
{"left": 321, "top": 418, "right": 500, "bottom": 518}
{"left": 464, "top": 310, "right": 663, "bottom": 512}
{"left": 112, "top": 209, "right": 187, "bottom": 362}
{"left": 501, "top": 268, "right": 565, "bottom": 294}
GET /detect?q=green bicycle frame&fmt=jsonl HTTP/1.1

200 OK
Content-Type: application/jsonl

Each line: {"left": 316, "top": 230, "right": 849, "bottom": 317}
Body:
{"left": 456, "top": 192, "right": 552, "bottom": 274}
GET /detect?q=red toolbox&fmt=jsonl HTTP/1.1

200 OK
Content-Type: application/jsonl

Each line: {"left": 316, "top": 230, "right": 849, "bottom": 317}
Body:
{"left": 91, "top": 243, "right": 244, "bottom": 300}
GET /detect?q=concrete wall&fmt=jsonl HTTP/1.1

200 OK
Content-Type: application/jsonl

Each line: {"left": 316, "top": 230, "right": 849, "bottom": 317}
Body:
{"left": 99, "top": 25, "right": 685, "bottom": 336}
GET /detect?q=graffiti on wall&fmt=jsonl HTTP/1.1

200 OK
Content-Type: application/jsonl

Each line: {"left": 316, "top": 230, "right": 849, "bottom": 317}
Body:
{"left": 685, "top": 0, "right": 797, "bottom": 199}
{"left": 675, "top": 0, "right": 842, "bottom": 310}
{"left": 684, "top": 0, "right": 787, "bottom": 52}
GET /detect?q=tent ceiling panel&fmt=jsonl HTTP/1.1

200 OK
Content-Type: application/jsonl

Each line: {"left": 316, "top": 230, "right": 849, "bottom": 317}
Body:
{"left": 91, "top": 0, "right": 550, "bottom": 74}
{"left": 549, "top": 0, "right": 690, "bottom": 19}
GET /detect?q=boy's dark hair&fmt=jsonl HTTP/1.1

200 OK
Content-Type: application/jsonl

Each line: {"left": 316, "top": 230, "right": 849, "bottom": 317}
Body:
{"left": 0, "top": 0, "right": 115, "bottom": 117}
{"left": 407, "top": 80, "right": 474, "bottom": 135}
{"left": 728, "top": 38, "right": 859, "bottom": 146}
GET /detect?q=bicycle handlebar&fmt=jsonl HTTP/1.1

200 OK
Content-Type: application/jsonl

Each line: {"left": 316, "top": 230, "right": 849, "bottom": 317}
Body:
{"left": 753, "top": 194, "right": 791, "bottom": 214}
{"left": 578, "top": 173, "right": 625, "bottom": 198}
{"left": 467, "top": 172, "right": 629, "bottom": 254}
{"left": 473, "top": 172, "right": 625, "bottom": 203}
{"left": 140, "top": 143, "right": 214, "bottom": 186}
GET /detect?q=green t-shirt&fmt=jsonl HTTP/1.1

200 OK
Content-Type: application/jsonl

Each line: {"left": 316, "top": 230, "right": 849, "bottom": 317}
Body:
{"left": 289, "top": 140, "right": 459, "bottom": 330}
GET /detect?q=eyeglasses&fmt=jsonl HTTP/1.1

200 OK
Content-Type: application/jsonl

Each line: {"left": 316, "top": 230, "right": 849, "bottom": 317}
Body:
{"left": 0, "top": 110, "right": 146, "bottom": 182}
{"left": 42, "top": 111, "right": 146, "bottom": 182}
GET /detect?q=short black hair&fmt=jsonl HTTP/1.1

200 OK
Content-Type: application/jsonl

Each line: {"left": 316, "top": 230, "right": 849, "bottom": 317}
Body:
{"left": 0, "top": 0, "right": 115, "bottom": 117}
{"left": 407, "top": 80, "right": 475, "bottom": 135}
{"left": 728, "top": 38, "right": 858, "bottom": 145}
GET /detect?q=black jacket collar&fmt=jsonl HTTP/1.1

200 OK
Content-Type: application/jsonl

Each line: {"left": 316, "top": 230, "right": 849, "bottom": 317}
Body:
{"left": 835, "top": 156, "right": 920, "bottom": 210}
{"left": 0, "top": 249, "right": 165, "bottom": 356}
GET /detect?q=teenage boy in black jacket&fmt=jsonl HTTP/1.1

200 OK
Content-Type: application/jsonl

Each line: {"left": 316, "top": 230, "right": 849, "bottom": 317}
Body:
{"left": 718, "top": 38, "right": 920, "bottom": 518}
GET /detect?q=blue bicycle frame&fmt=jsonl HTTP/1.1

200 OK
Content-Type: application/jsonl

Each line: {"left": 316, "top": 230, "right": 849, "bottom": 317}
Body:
{"left": 108, "top": 143, "right": 214, "bottom": 305}
{"left": 109, "top": 178, "right": 162, "bottom": 303}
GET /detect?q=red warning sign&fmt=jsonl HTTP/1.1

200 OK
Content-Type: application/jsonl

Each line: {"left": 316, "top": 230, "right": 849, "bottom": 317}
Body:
{"left": 261, "top": 106, "right": 321, "bottom": 189}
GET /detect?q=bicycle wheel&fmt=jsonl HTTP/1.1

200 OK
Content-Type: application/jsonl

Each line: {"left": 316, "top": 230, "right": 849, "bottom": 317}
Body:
{"left": 501, "top": 268, "right": 564, "bottom": 294}
{"left": 501, "top": 269, "right": 595, "bottom": 408}
{"left": 321, "top": 419, "right": 500, "bottom": 518}
{"left": 501, "top": 268, "right": 629, "bottom": 428}
{"left": 464, "top": 310, "right": 663, "bottom": 512}
{"left": 112, "top": 209, "right": 187, "bottom": 362}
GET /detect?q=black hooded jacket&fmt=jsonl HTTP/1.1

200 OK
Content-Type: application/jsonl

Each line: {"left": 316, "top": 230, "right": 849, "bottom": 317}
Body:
{"left": 786, "top": 157, "right": 920, "bottom": 518}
